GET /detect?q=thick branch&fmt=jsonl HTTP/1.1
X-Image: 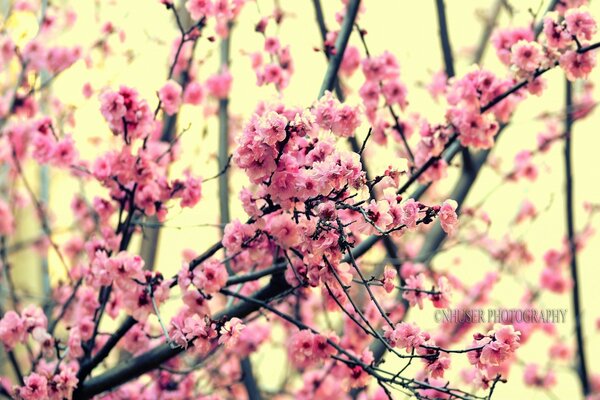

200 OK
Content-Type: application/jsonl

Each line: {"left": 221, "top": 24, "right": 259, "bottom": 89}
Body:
{"left": 72, "top": 273, "right": 290, "bottom": 399}
{"left": 434, "top": 0, "right": 455, "bottom": 79}
{"left": 318, "top": 0, "right": 361, "bottom": 97}
{"left": 218, "top": 29, "right": 232, "bottom": 235}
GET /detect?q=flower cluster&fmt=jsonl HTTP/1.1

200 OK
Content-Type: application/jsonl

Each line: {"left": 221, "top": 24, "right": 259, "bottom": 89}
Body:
{"left": 250, "top": 19, "right": 294, "bottom": 89}
{"left": 498, "top": 7, "right": 598, "bottom": 82}
{"left": 446, "top": 67, "right": 519, "bottom": 149}
{"left": 468, "top": 325, "right": 521, "bottom": 369}
{"left": 0, "top": 305, "right": 51, "bottom": 352}
{"left": 100, "top": 86, "right": 154, "bottom": 141}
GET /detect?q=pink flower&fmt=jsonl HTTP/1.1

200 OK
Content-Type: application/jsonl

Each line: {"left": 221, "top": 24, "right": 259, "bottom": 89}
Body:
{"left": 549, "top": 341, "right": 572, "bottom": 361}
{"left": 313, "top": 332, "right": 337, "bottom": 360}
{"left": 0, "top": 35, "right": 15, "bottom": 68}
{"left": 449, "top": 108, "right": 499, "bottom": 149}
{"left": 92, "top": 155, "right": 113, "bottom": 181}
{"left": 340, "top": 45, "right": 360, "bottom": 76}
{"left": 362, "top": 52, "right": 399, "bottom": 82}
{"left": 543, "top": 249, "right": 565, "bottom": 270}
{"left": 0, "top": 199, "right": 14, "bottom": 235}
{"left": 22, "top": 40, "right": 47, "bottom": 71}
{"left": 382, "top": 266, "right": 397, "bottom": 293}
{"left": 206, "top": 68, "right": 232, "bottom": 99}
{"left": 526, "top": 77, "right": 546, "bottom": 96}
{"left": 425, "top": 354, "right": 451, "bottom": 379}
{"left": 222, "top": 219, "right": 256, "bottom": 253}
{"left": 183, "top": 81, "right": 205, "bottom": 105}
{"left": 427, "top": 70, "right": 447, "bottom": 100}
{"left": 491, "top": 27, "right": 534, "bottom": 65}
{"left": 82, "top": 82, "right": 94, "bottom": 98}
{"left": 77, "top": 317, "right": 95, "bottom": 341}
{"left": 359, "top": 80, "right": 380, "bottom": 112}
{"left": 182, "top": 315, "right": 217, "bottom": 353}
{"left": 439, "top": 199, "right": 458, "bottom": 236}
{"left": 288, "top": 329, "right": 317, "bottom": 368}
{"left": 400, "top": 261, "right": 424, "bottom": 280}
{"left": 260, "top": 63, "right": 284, "bottom": 87}
{"left": 257, "top": 111, "right": 288, "bottom": 145}
{"left": 403, "top": 273, "right": 427, "bottom": 309}
{"left": 179, "top": 172, "right": 202, "bottom": 208}
{"left": 511, "top": 40, "right": 543, "bottom": 72}
{"left": 560, "top": 50, "right": 596, "bottom": 81}
{"left": 19, "top": 373, "right": 48, "bottom": 400}
{"left": 158, "top": 80, "right": 182, "bottom": 116}
{"left": 515, "top": 200, "right": 537, "bottom": 224}
{"left": 540, "top": 267, "right": 571, "bottom": 293}
{"left": 67, "top": 328, "right": 84, "bottom": 359}
{"left": 99, "top": 86, "right": 153, "bottom": 140}
{"left": 0, "top": 311, "right": 25, "bottom": 349}
{"left": 565, "top": 7, "right": 597, "bottom": 41}
{"left": 382, "top": 79, "right": 408, "bottom": 110}
{"left": 514, "top": 150, "right": 538, "bottom": 181}
{"left": 383, "top": 322, "right": 428, "bottom": 351}
{"left": 264, "top": 37, "right": 280, "bottom": 54}
{"left": 544, "top": 16, "right": 571, "bottom": 49}
{"left": 312, "top": 92, "right": 361, "bottom": 137}
{"left": 429, "top": 276, "right": 451, "bottom": 308}
{"left": 51, "top": 135, "right": 78, "bottom": 167}
{"left": 268, "top": 213, "right": 301, "bottom": 248}
{"left": 135, "top": 182, "right": 161, "bottom": 216}
{"left": 479, "top": 324, "right": 520, "bottom": 366}
{"left": 45, "top": 46, "right": 80, "bottom": 74}
{"left": 21, "top": 305, "right": 47, "bottom": 332}
{"left": 182, "top": 288, "right": 211, "bottom": 316}
{"left": 31, "top": 132, "right": 55, "bottom": 164}
{"left": 331, "top": 104, "right": 361, "bottom": 137}
{"left": 169, "top": 318, "right": 189, "bottom": 349}
{"left": 192, "top": 259, "right": 228, "bottom": 294}
{"left": 360, "top": 199, "right": 393, "bottom": 233}
{"left": 186, "top": 0, "right": 213, "bottom": 20}
{"left": 218, "top": 317, "right": 245, "bottom": 348}
{"left": 400, "top": 198, "right": 420, "bottom": 229}
{"left": 49, "top": 367, "right": 78, "bottom": 399}
{"left": 479, "top": 340, "right": 510, "bottom": 366}
{"left": 523, "top": 363, "right": 557, "bottom": 388}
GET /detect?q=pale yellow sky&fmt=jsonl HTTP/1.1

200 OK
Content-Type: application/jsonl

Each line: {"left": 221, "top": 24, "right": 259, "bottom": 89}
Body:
{"left": 4, "top": 0, "right": 600, "bottom": 398}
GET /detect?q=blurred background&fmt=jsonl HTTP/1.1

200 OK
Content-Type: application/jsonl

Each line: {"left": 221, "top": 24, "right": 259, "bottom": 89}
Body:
{"left": 1, "top": 0, "right": 600, "bottom": 398}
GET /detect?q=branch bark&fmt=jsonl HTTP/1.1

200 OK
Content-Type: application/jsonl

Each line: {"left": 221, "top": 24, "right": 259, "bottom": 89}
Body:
{"left": 564, "top": 79, "right": 590, "bottom": 396}
{"left": 318, "top": 0, "right": 361, "bottom": 98}
{"left": 72, "top": 272, "right": 291, "bottom": 399}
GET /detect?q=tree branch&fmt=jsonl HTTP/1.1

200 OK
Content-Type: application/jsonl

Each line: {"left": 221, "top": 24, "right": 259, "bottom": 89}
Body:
{"left": 318, "top": 0, "right": 361, "bottom": 97}
{"left": 564, "top": 79, "right": 590, "bottom": 396}
{"left": 72, "top": 272, "right": 290, "bottom": 399}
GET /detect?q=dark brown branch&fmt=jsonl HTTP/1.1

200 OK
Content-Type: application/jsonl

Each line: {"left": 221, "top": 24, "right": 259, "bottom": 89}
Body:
{"left": 318, "top": 0, "right": 361, "bottom": 97}
{"left": 564, "top": 79, "right": 590, "bottom": 396}
{"left": 434, "top": 0, "right": 455, "bottom": 79}
{"left": 72, "top": 272, "right": 290, "bottom": 399}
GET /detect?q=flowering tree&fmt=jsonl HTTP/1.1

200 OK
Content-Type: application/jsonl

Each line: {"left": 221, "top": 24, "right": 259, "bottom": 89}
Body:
{"left": 0, "top": 0, "right": 599, "bottom": 399}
